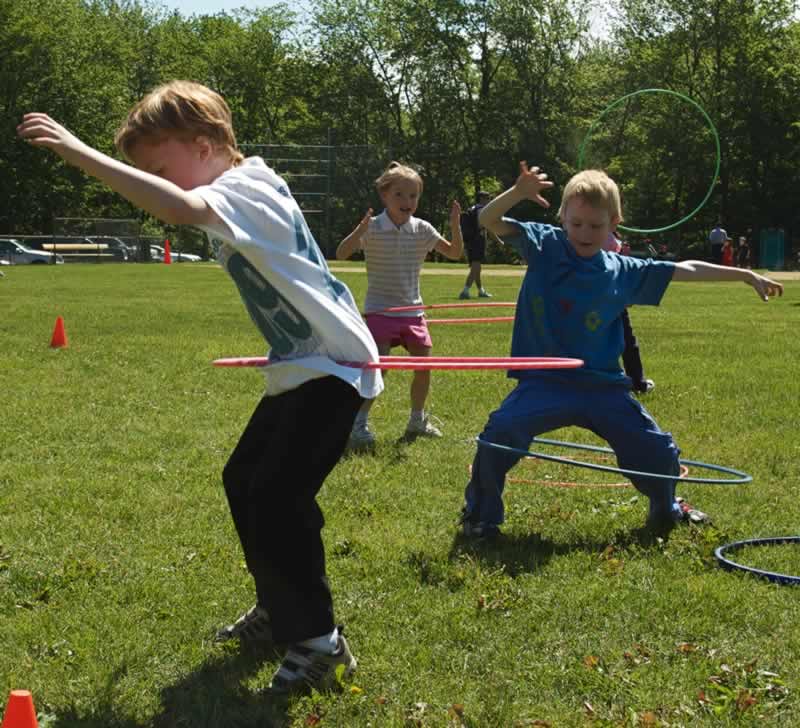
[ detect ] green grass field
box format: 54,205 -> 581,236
1,263 -> 799,727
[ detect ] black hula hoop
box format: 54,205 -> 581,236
715,537 -> 800,586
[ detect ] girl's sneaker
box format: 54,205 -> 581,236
478,288 -> 493,298
215,604 -> 273,643
268,629 -> 357,694
404,415 -> 443,439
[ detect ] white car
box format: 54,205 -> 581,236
173,250 -> 202,262
0,238 -> 63,264
150,245 -> 202,262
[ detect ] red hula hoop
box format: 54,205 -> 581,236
368,302 -> 517,315
469,459 -> 690,489
427,316 -> 515,324
507,463 -> 690,489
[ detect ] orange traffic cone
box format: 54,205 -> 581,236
1,690 -> 39,728
163,238 -> 172,265
50,316 -> 67,348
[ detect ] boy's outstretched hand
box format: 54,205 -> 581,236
747,271 -> 783,302
17,113 -> 87,165
514,161 -> 554,208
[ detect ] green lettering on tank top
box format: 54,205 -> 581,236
292,210 -> 348,299
227,251 -> 312,356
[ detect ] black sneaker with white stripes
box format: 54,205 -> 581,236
267,628 -> 357,694
215,604 -> 273,643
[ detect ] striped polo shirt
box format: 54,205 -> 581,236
361,210 -> 443,316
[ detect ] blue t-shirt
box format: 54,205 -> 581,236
504,220 -> 675,385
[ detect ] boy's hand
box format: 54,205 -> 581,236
747,271 -> 783,301
449,199 -> 462,230
514,161 -> 554,208
17,114 -> 88,165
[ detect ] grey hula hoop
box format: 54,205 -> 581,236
475,436 -> 752,485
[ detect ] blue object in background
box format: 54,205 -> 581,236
759,228 -> 785,270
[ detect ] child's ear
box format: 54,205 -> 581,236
195,136 -> 214,160
610,214 -> 621,230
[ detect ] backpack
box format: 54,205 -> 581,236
460,205 -> 481,243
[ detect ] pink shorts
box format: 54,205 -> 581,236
365,314 -> 432,350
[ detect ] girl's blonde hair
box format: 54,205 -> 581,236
558,169 -> 623,222
115,80 -> 244,165
375,161 -> 423,196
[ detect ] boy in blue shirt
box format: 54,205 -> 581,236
461,163 -> 783,537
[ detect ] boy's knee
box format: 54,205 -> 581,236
480,420 -> 530,454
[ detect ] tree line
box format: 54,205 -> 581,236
2,0 -> 798,259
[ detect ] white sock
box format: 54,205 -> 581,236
410,409 -> 425,423
354,411 -> 369,427
299,626 -> 339,654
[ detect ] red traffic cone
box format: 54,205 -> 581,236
163,239 -> 172,265
50,316 -> 68,348
1,690 -> 39,728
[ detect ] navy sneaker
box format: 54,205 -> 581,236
459,509 -> 501,540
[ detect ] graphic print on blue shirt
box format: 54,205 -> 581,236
506,221 -> 673,381
227,251 -> 313,356
292,210 -> 348,301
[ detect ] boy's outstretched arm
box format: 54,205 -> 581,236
479,161 -> 554,237
17,113 -> 217,226
434,200 -> 465,261
672,260 -> 783,301
336,209 -> 372,260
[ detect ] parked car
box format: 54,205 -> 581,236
86,236 -> 130,261
150,245 -> 202,262
40,236 -> 127,262
173,250 -> 202,262
0,238 -> 63,264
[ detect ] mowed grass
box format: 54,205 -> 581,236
1,262 -> 799,727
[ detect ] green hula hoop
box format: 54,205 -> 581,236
577,88 -> 721,235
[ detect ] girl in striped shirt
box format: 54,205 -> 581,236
337,162 -> 464,447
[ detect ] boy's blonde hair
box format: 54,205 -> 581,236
558,169 -> 623,222
375,161 -> 423,196
115,80 -> 244,165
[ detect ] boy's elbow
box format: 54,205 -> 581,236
163,198 -> 217,227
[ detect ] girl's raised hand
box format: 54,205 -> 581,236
514,160 -> 554,208
356,208 -> 373,236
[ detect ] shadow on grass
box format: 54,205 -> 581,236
50,643 -> 292,728
341,438 -> 412,467
448,523 -> 676,578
